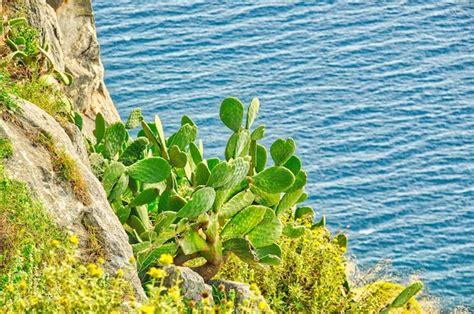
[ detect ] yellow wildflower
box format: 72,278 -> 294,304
148,267 -> 165,279
168,286 -> 180,302
97,257 -> 105,265
68,234 -> 79,245
50,239 -> 60,248
129,256 -> 136,264
116,268 -> 124,278
249,283 -> 258,291
19,280 -> 27,291
29,296 -> 39,306
158,253 -> 173,266
258,301 -> 267,310
87,264 -> 104,277
139,305 -> 156,314
6,284 -> 14,293
226,300 -> 234,308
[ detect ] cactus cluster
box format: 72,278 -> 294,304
89,98 -> 333,281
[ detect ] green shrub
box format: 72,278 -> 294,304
219,225 -> 349,312
219,217 -> 423,313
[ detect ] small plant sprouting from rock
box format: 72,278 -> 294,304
37,131 -> 91,206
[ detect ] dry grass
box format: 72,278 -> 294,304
36,131 -> 91,206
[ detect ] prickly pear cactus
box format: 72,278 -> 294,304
88,98 -> 318,281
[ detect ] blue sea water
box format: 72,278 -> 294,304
91,1 -> 474,309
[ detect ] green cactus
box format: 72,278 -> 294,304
206,160 -> 234,188
176,187 -> 216,219
94,112 -> 106,143
313,215 -> 326,228
247,208 -> 282,247
255,243 -> 282,265
169,145 -> 188,168
333,233 -> 348,251
294,206 -> 314,220
221,205 -> 267,240
220,97 -> 244,132
129,188 -> 160,207
127,157 -> 171,183
252,166 -> 295,193
283,224 -> 306,238
125,108 -> 143,129
88,96 -> 314,280
102,161 -> 126,196
104,122 -> 128,158
246,97 -> 260,129
118,137 -> 148,166
179,229 -> 209,255
219,190 -> 255,220
380,281 -> 424,314
276,188 -> 304,216
255,144 -> 267,173
270,138 -> 296,166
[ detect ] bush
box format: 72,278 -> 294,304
219,217 -> 423,313
219,225 -> 350,312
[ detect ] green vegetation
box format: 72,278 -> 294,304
89,98 -> 424,312
0,138 -> 263,312
0,9 -> 428,313
0,15 -> 78,126
219,218 -> 422,313
89,97 -> 315,283
36,130 -> 91,205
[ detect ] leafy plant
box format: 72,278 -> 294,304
89,97 -> 317,281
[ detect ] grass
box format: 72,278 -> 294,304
36,131 -> 91,206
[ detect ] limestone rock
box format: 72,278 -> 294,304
20,0 -> 120,133
164,265 -> 214,303
0,98 -> 145,300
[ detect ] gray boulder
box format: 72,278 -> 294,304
164,266 -> 214,304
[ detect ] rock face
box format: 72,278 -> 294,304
0,99 -> 145,300
164,266 -> 214,303
21,0 -> 120,133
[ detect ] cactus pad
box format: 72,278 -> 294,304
220,97 -> 244,131
207,161 -> 234,188
104,122 -> 128,158
125,108 -> 143,129
129,188 -> 160,208
127,157 -> 171,183
246,97 -> 260,129
252,166 -> 295,193
179,229 -> 209,255
169,145 -> 188,168
177,187 -> 216,219
220,189 -> 255,220
294,206 -> 314,220
221,205 -> 267,240
270,138 -> 296,166
118,137 -> 148,166
247,208 -> 282,248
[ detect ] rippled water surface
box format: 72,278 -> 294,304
92,1 -> 474,308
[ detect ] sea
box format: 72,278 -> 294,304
92,1 -> 474,309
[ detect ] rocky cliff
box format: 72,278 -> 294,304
1,0 -> 144,299
14,0 -> 120,133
